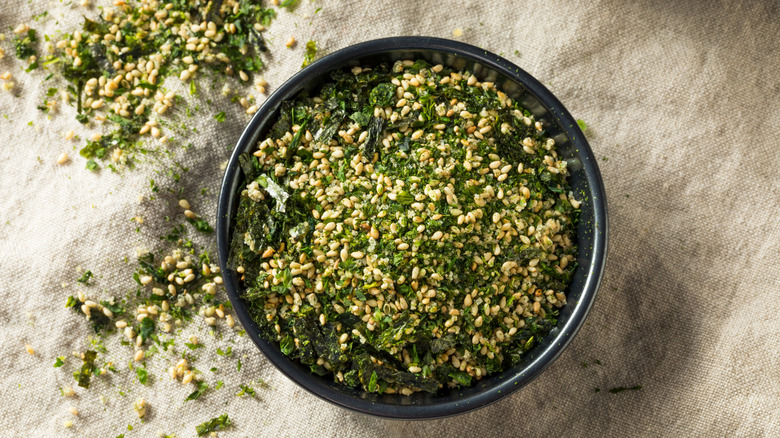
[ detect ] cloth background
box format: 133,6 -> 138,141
0,0 -> 778,436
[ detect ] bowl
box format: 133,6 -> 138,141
217,36 -> 608,419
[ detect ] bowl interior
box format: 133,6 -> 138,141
217,37 -> 607,419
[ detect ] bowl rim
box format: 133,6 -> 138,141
217,36 -> 608,420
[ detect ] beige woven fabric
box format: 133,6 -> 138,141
0,0 -> 778,436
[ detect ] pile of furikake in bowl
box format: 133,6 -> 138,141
227,58 -> 580,396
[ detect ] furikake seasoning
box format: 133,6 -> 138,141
229,60 -> 581,395
39,0 -> 276,170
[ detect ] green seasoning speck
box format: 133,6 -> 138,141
77,270 -> 94,285
236,384 -> 254,397
302,40 -> 317,68
229,60 -> 580,395
576,119 -> 588,133
135,366 -> 148,385
279,0 -> 300,9
75,350 -> 97,388
14,28 -> 38,60
195,414 -> 231,436
185,381 -> 209,401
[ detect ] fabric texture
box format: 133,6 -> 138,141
0,0 -> 778,436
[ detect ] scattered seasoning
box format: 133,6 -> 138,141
187,217 -> 214,233
136,366 -> 148,385
132,398 -> 147,418
576,119 -> 588,133
285,36 -> 296,48
24,0 -> 277,170
195,414 -> 231,436
185,381 -> 209,401
214,111 -> 227,123
229,60 -> 580,394
236,384 -> 255,397
13,27 -> 38,67
301,40 -> 318,68
54,357 -> 65,367
279,0 -> 301,9
62,217 -> 232,395
76,270 -> 94,285
609,385 -> 643,394
75,350 -> 98,388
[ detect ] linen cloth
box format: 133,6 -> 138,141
0,0 -> 778,436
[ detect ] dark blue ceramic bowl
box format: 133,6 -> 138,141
217,37 -> 608,419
